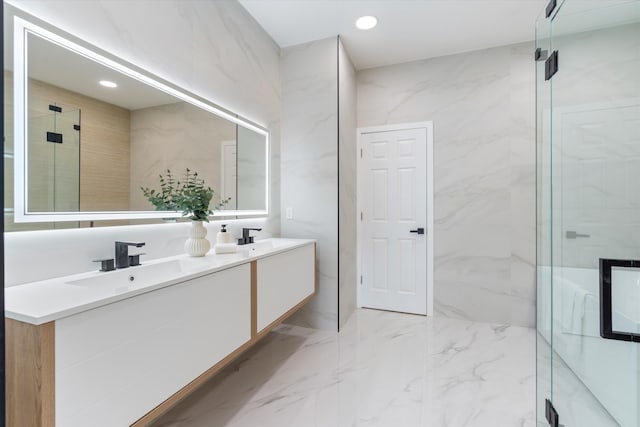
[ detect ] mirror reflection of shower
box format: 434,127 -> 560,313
27,103 -> 80,213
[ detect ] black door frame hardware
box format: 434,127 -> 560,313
545,51 -> 558,81
546,0 -> 557,18
535,48 -> 548,61
409,228 -> 425,235
545,399 -> 560,427
600,258 -> 640,342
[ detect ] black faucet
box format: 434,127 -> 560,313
115,241 -> 146,269
238,228 -> 262,245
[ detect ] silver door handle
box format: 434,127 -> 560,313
566,230 -> 590,239
410,228 -> 425,235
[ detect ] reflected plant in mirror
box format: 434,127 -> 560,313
141,169 -> 230,222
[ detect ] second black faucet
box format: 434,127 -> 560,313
238,228 -> 262,245
115,241 -> 146,269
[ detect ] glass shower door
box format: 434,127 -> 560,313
27,107 -> 80,214
538,1 -> 640,425
535,9 -> 553,426
53,109 -> 81,212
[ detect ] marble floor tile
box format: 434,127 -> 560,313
536,334 -> 617,427
152,309 -> 535,427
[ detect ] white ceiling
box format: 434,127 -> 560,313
239,0 -> 548,70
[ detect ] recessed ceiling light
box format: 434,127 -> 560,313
99,80 -> 118,88
355,15 -> 377,30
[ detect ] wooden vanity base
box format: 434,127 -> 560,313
6,319 -> 55,427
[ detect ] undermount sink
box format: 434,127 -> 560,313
66,259 -> 188,290
238,239 -> 274,256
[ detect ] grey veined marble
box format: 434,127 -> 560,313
153,309 -> 535,427
357,42 -> 536,327
280,37 -> 340,331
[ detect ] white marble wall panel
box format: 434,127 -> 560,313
4,0 -> 281,286
338,38 -> 357,329
549,23 -> 640,270
281,37 -> 338,330
357,42 -> 536,327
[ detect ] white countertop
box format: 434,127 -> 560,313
5,238 -> 315,325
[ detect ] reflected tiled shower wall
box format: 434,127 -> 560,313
358,42 -> 536,327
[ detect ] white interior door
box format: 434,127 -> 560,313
359,124 -> 432,315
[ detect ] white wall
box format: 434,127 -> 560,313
280,37 -> 357,331
338,38 -> 357,329
280,37 -> 338,330
358,42 -> 536,327
4,0 -> 281,286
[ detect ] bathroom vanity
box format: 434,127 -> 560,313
5,238 -> 316,427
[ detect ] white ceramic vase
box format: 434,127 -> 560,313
184,220 -> 210,257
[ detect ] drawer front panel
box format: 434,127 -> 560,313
55,264 -> 251,427
257,244 -> 315,332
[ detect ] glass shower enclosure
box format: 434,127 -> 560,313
536,1 -> 640,425
27,105 -> 80,213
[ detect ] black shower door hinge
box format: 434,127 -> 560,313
535,48 -> 548,61
48,104 -> 62,113
546,0 -> 557,18
545,51 -> 559,81
73,124 -> 80,131
545,399 -> 560,427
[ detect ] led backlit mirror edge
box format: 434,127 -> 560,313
13,16 -> 269,223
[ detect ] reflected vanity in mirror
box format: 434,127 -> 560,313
4,16 -> 269,231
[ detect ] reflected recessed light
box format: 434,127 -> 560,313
355,16 -> 377,30
99,80 -> 118,88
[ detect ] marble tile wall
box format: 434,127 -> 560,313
4,0 -> 281,286
338,38 -> 358,329
280,37 -> 339,331
357,42 -> 536,327
549,22 -> 640,270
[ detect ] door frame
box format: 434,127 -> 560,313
356,121 -> 434,316
220,140 -> 237,207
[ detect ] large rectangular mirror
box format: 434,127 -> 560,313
4,15 -> 269,230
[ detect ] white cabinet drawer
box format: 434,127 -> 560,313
55,264 -> 251,427
257,244 -> 315,332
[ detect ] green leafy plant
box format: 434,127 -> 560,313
141,169 -> 230,222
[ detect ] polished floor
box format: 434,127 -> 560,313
153,309 -> 536,427
536,334 -> 617,427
